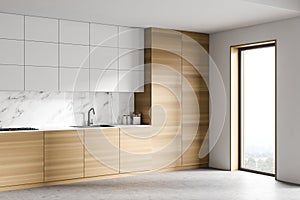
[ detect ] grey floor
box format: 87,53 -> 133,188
1,169 -> 300,200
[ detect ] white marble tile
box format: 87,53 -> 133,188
112,92 -> 135,124
0,91 -> 134,128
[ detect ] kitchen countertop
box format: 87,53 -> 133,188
0,124 -> 151,134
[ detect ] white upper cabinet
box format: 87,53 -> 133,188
0,13 -> 24,40
25,16 -> 58,42
60,44 -> 89,68
60,68 -> 89,92
25,66 -> 58,91
25,41 -> 58,67
119,49 -> 144,70
90,69 -> 118,92
0,39 -> 24,65
90,23 -> 118,47
119,27 -> 144,49
60,20 -> 89,45
90,46 -> 118,70
119,70 -> 144,92
0,13 -> 145,92
0,65 -> 24,91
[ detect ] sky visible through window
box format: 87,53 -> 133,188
241,45 -> 275,174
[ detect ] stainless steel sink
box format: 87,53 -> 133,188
70,125 -> 114,128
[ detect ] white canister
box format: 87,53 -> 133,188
127,115 -> 132,125
132,116 -> 141,125
122,115 -> 127,125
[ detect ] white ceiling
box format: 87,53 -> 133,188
0,0 -> 299,33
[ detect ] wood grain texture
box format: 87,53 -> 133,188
230,47 -> 239,171
181,31 -> 209,166
150,28 -> 182,169
134,35 -> 152,125
44,130 -> 84,182
181,31 -> 209,83
0,164 -> 202,192
151,28 -> 182,55
84,128 -> 119,177
120,128 -> 152,173
135,28 -> 209,169
0,132 -> 44,187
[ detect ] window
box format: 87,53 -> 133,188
239,44 -> 276,175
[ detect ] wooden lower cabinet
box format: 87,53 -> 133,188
0,126 -> 205,191
44,130 -> 84,182
120,128 -> 152,173
151,126 -> 182,169
84,128 -> 119,177
0,132 -> 44,187
120,126 -> 181,173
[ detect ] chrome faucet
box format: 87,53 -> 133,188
87,107 -> 95,126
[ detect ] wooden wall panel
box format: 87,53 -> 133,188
151,28 -> 182,55
134,28 -> 152,125
150,28 -> 182,169
0,132 -> 44,187
181,31 -> 209,167
134,27 -> 209,169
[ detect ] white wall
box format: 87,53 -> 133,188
209,16 -> 300,184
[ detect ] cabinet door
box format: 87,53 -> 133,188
151,29 -> 182,169
0,39 -> 24,65
151,82 -> 182,169
44,130 -> 84,182
85,128 -> 119,177
90,46 -> 118,70
60,44 -> 89,68
60,20 -> 89,45
60,68 -> 89,92
90,23 -> 118,47
25,16 -> 58,42
181,31 -> 209,166
119,49 -> 144,70
181,33 -> 209,83
0,132 -> 43,187
90,69 -> 118,92
25,66 -> 58,91
182,62 -> 209,166
25,41 -> 58,67
0,65 -> 24,91
119,49 -> 144,92
0,13 -> 24,40
119,27 -> 144,49
120,128 -> 152,173
119,70 -> 144,92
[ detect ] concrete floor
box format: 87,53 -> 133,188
0,169 -> 299,200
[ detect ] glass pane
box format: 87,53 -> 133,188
240,46 -> 275,174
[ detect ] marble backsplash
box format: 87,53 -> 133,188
0,91 -> 134,128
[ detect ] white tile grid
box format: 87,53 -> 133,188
0,13 -> 144,93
